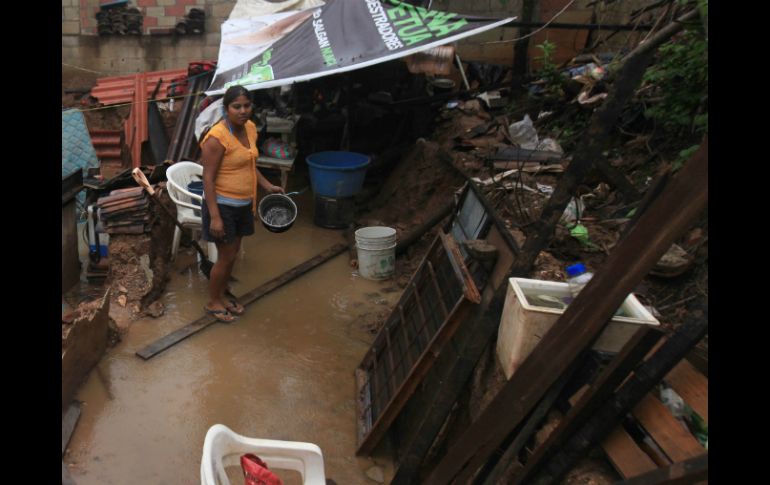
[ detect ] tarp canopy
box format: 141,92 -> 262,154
206,0 -> 515,95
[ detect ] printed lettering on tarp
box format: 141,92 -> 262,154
208,0 -> 514,95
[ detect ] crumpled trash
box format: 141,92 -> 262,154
476,90 -> 507,109
536,183 -> 554,195
569,223 -> 597,248
660,385 -> 687,420
651,243 -> 694,278
568,63 -> 606,80
537,137 -> 564,155
508,114 -> 539,149
560,197 -> 585,226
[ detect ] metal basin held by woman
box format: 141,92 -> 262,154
258,194 -> 297,233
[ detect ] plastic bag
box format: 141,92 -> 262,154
560,197 -> 585,226
508,114 -> 539,150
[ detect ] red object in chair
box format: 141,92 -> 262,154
241,454 -> 284,485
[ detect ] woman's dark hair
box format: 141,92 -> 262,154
223,85 -> 251,107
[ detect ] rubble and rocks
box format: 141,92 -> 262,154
105,187 -> 176,315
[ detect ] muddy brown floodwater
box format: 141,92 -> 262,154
66,192 -> 400,484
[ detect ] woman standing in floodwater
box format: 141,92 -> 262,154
200,85 -> 284,322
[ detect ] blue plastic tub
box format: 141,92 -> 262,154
188,181 -> 204,206
306,151 -> 370,198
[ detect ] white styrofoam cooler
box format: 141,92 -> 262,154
496,277 -> 659,379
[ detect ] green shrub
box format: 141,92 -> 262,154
642,27 -> 708,135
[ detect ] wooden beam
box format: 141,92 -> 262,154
135,243 -> 348,359
511,327 -> 663,484
532,311 -> 709,484
480,366 -> 578,485
614,453 -> 708,485
425,139 -> 707,484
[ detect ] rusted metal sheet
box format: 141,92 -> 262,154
89,129 -> 124,177
90,68 -> 188,105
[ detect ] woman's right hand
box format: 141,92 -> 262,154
209,216 -> 226,240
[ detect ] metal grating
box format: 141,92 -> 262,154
356,231 -> 481,455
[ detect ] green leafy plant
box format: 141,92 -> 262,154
642,28 -> 708,135
534,40 -> 565,98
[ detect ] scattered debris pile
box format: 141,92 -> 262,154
99,184 -> 176,315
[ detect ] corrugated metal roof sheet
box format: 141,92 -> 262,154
90,68 -> 188,105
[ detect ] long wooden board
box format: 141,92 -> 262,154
136,243 -> 348,360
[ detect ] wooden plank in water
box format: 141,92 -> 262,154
62,401 -> 82,456
136,243 -> 348,360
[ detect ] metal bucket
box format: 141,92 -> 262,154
258,194 -> 297,233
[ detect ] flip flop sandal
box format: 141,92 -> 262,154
204,306 -> 236,323
226,299 -> 245,316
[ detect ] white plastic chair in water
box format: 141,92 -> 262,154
165,161 -> 217,262
200,424 -> 326,485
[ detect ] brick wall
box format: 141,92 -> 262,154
62,0 -> 235,74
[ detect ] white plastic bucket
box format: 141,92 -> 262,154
355,226 -> 397,280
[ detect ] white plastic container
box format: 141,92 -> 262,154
496,277 -> 660,379
355,226 -> 397,280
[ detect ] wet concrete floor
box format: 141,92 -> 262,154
65,192 -> 401,484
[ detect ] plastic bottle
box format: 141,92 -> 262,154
565,263 -> 594,300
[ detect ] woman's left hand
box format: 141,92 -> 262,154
268,184 -> 285,194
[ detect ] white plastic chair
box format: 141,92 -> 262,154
200,424 -> 326,485
165,161 -> 217,262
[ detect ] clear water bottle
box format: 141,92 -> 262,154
566,263 -> 594,300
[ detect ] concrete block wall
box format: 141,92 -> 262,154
62,0 -> 235,74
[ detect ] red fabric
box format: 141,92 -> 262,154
240,453 -> 284,485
